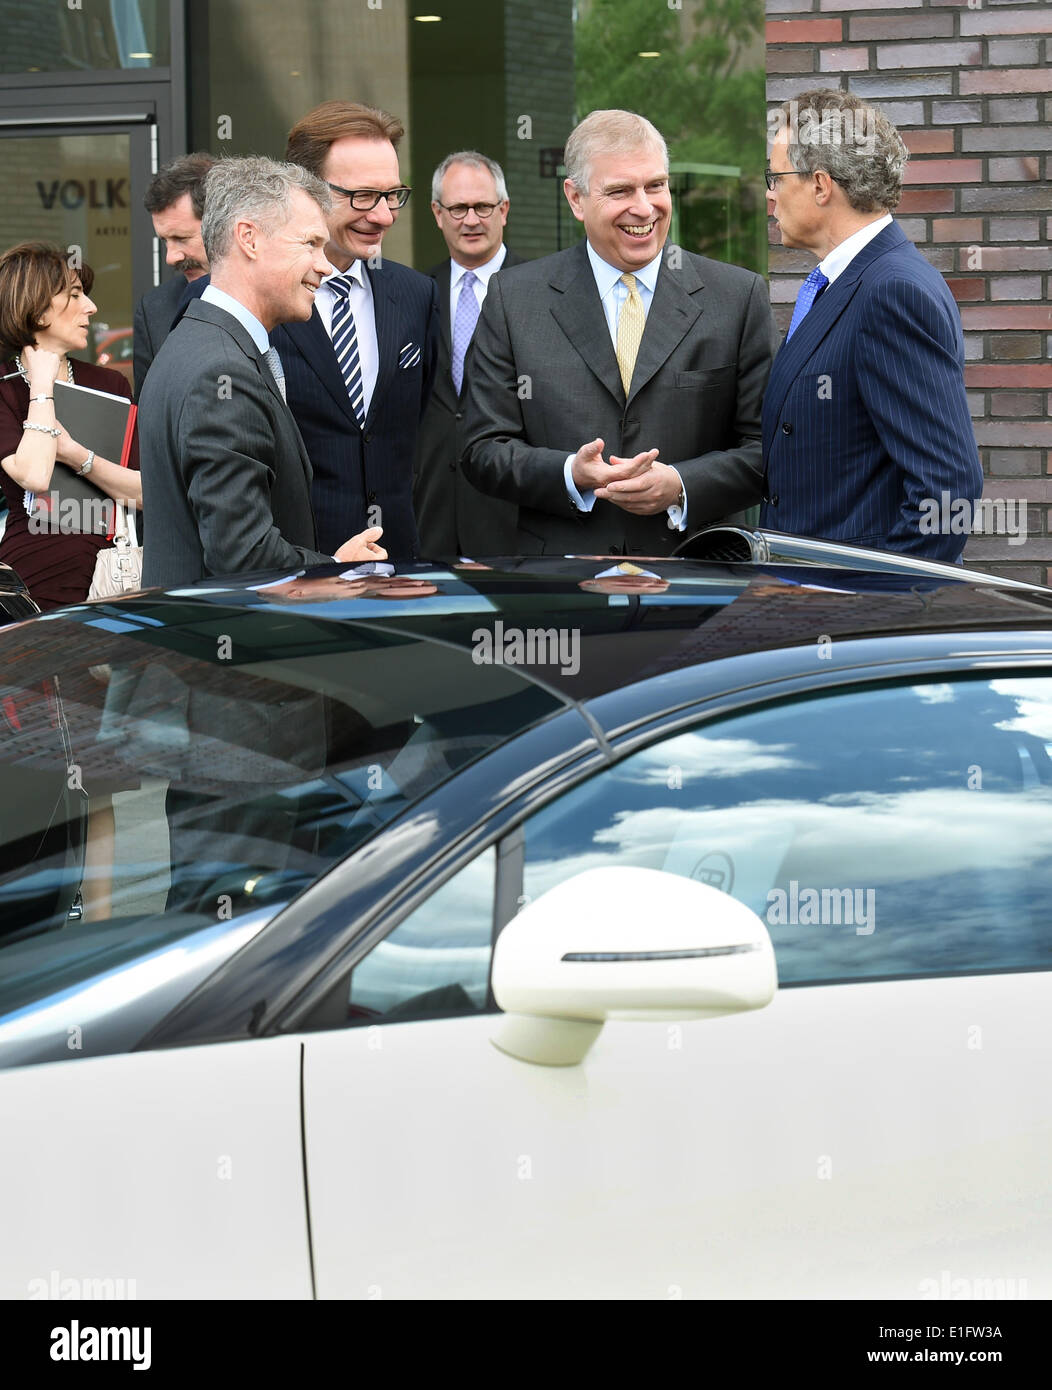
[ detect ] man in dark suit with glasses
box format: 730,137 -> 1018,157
274,101 -> 440,560
414,151 -> 525,558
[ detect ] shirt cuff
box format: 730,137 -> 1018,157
564,454 -> 595,512
666,469 -> 687,531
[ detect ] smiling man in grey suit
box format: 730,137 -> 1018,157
463,109 -> 778,557
139,157 -> 386,589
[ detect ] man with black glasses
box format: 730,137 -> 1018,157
414,151 -> 525,558
276,101 -> 440,559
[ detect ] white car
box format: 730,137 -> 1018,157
1,539 -> 1050,1299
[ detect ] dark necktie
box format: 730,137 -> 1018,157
329,273 -> 365,425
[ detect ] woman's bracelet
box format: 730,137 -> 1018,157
22,420 -> 61,438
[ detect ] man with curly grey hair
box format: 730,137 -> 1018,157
761,89 -> 981,562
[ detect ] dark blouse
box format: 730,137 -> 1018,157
0,359 -> 139,613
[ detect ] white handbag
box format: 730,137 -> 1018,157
87,501 -> 143,600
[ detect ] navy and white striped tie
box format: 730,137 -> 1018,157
329,272 -> 366,426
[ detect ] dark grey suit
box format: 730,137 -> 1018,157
133,274 -> 191,398
139,298 -> 331,589
413,250 -> 524,557
462,241 -> 778,556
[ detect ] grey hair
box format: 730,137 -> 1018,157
777,89 -> 908,213
201,156 -> 333,265
431,150 -> 508,205
564,109 -> 668,194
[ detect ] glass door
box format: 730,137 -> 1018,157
0,120 -> 155,383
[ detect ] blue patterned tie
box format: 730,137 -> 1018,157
786,266 -> 830,341
451,270 -> 480,395
329,272 -> 365,425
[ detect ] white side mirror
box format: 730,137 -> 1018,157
491,866 -> 776,1065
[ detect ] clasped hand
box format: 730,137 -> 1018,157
571,437 -> 681,515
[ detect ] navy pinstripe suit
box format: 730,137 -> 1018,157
760,222 -> 982,562
271,258 -> 440,560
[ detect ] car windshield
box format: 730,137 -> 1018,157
0,597 -> 564,1019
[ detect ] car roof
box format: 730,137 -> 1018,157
59,539 -> 1049,708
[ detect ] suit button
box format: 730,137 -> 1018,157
448,462 -> 456,471
455,411 -> 463,421
363,433 -> 372,444
781,422 -> 792,435
368,491 -> 377,502
770,494 -> 779,506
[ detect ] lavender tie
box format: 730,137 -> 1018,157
451,270 -> 480,395
786,266 -> 830,341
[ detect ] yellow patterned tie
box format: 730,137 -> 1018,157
615,272 -> 645,396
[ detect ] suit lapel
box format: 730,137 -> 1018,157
185,300 -> 314,486
366,259 -> 399,427
765,222 -> 908,427
282,308 -> 360,431
628,247 -> 704,404
549,242 -> 623,406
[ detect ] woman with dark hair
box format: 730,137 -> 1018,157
0,240 -> 142,612
0,242 -> 143,922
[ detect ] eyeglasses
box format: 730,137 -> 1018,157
764,168 -> 813,192
435,201 -> 503,221
326,183 -> 412,211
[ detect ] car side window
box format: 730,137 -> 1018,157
521,677 -> 1052,985
345,847 -> 497,1025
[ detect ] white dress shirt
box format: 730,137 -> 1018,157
315,260 -> 380,419
449,242 -> 507,322
201,283 -> 270,353
564,242 -> 687,530
819,212 -> 893,285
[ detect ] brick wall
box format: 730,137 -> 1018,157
766,3 -> 1052,584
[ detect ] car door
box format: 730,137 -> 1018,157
299,671 -> 1052,1299
0,1035 -> 311,1299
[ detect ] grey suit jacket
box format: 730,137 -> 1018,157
133,275 -> 190,398
413,249 -> 525,558
139,299 -> 331,589
462,241 -> 778,556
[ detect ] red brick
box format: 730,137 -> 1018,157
768,50 -> 816,73
960,11 -> 1052,35
960,69 -> 1052,95
963,306 -> 1052,329
878,41 -> 982,68
819,48 -> 870,71
989,157 -> 1041,181
989,215 -> 1041,239
903,130 -> 955,155
903,159 -> 982,184
966,366 -> 1052,387
946,278 -> 986,301
932,217 -> 983,242
897,188 -> 955,213
849,14 -> 953,39
766,19 -> 843,42
974,422 -> 1052,446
